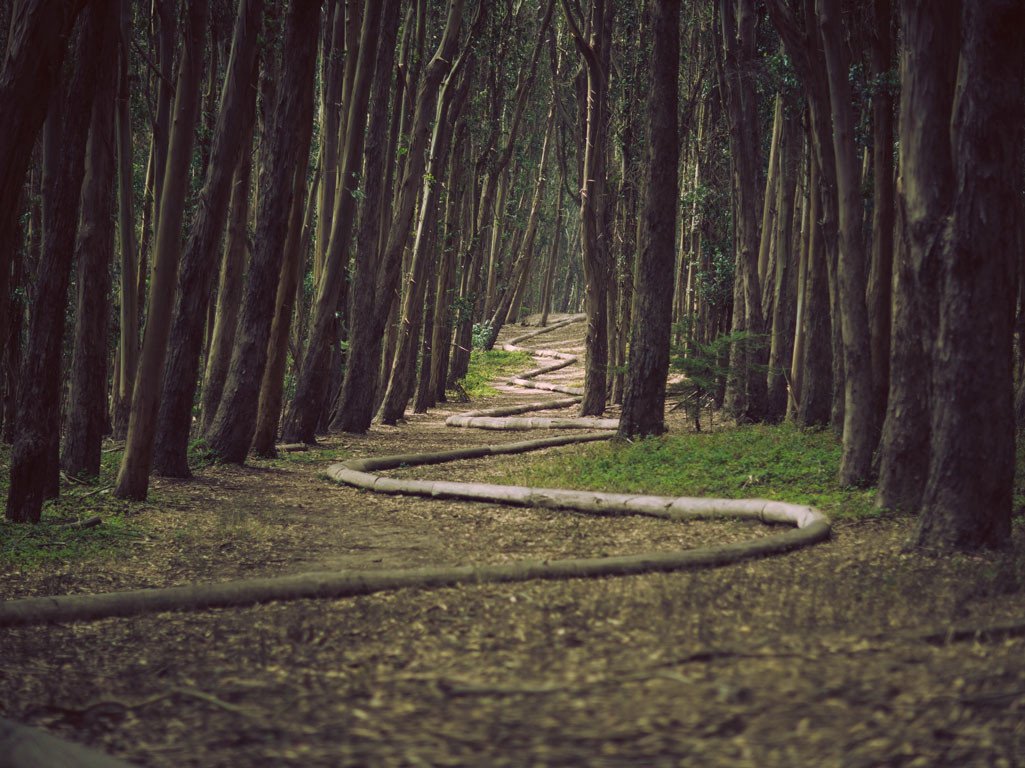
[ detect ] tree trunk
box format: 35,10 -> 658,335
114,0 -> 209,499
914,0 -> 1023,550
328,0 -> 401,434
0,0 -> 85,376
876,0 -> 958,512
252,74 -> 317,457
62,23 -> 118,480
6,2 -> 103,523
865,0 -> 895,423
112,0 -> 139,441
200,133 -> 254,434
150,0 -> 263,477
280,0 -> 387,443
816,0 -> 878,486
765,106 -> 801,423
205,0 -> 320,463
720,0 -> 767,424
562,0 -> 614,417
618,0 -> 679,438
794,149 -> 833,427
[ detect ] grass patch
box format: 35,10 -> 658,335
455,349 -> 535,398
497,422 -> 881,521
261,445 -> 351,467
0,444 -> 152,569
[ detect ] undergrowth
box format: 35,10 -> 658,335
499,423 -> 881,521
455,349 -> 534,398
0,444 -> 150,569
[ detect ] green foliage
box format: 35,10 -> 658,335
669,327 -> 766,431
498,422 -> 880,521
455,349 -> 533,398
471,321 -> 494,350
0,445 -> 150,569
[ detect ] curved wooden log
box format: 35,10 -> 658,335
0,314 -> 832,628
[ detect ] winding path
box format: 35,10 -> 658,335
0,316 -> 830,627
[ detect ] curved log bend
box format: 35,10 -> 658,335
0,316 -> 830,628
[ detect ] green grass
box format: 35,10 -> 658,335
498,423 -> 881,521
0,444 -> 152,569
455,349 -> 535,398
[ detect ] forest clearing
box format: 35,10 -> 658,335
2,0 -> 1025,764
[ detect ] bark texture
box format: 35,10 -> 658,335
151,0 -> 263,477
205,0 -> 320,463
115,0 -> 209,499
6,4 -> 102,523
914,0 -> 1023,550
618,0 -> 680,438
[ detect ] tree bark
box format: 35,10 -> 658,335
328,0 -> 402,434
876,0 -> 958,512
6,2 -> 102,522
816,0 -> 878,486
865,0 -> 895,423
0,0 -> 85,376
280,0 -> 387,442
205,0 -> 321,463
62,20 -> 118,480
252,70 -> 317,457
114,0 -> 209,499
112,0 -> 139,441
720,0 -> 767,423
200,133 -> 254,434
562,0 -> 614,417
618,0 -> 679,438
150,0 -> 263,477
914,0 -> 1023,550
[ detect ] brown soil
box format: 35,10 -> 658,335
3,317 -> 1025,767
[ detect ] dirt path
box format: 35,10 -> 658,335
3,316 -> 1025,766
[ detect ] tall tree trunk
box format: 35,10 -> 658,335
6,1 -> 103,523
0,0 -> 85,375
62,21 -> 118,479
205,0 -> 321,463
280,0 -> 387,443
915,0 -> 1023,550
200,133 -> 254,433
765,106 -> 801,423
618,0 -> 679,438
865,0 -> 895,422
252,70 -> 316,457
377,33 -> 471,424
876,0 -> 958,512
720,0 -> 767,423
816,0 -> 878,486
114,0 -> 209,500
112,0 -> 139,441
328,0 -> 401,434
562,0 -> 613,416
795,149 -> 833,427
151,0 -> 263,478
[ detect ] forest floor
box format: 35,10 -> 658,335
4,317 -> 1025,767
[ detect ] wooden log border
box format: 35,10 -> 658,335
0,315 -> 831,628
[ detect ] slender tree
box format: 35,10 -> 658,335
62,10 -> 119,479
152,0 -> 264,477
205,0 -> 321,463
115,0 -> 209,499
618,0 -> 680,438
6,1 -> 104,522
